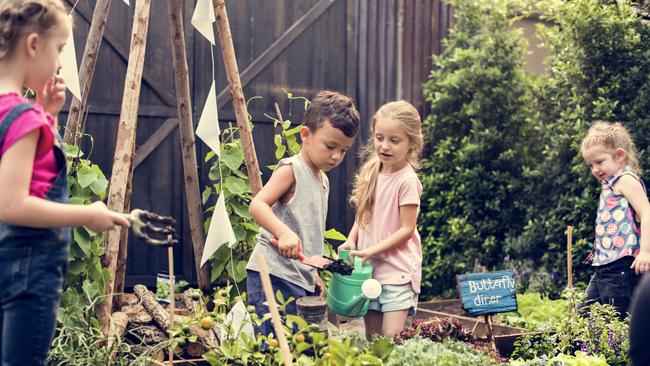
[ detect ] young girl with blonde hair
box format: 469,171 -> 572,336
339,100 -> 423,338
580,121 -> 650,318
0,1 -> 129,363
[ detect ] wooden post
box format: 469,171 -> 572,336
167,246 -> 175,365
166,0 -> 211,291
256,254 -> 293,366
97,0 -> 152,333
63,0 -> 113,147
567,225 -> 573,319
484,315 -> 496,352
213,0 -> 263,195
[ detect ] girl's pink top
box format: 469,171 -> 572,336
357,164 -> 423,294
0,93 -> 58,198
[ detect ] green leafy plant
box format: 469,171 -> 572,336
61,144 -> 111,309
386,337 -> 499,366
500,292 -> 568,330
512,302 -> 629,365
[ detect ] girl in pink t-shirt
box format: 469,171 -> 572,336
0,1 -> 129,363
339,100 -> 424,339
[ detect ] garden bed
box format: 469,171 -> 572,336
416,300 -> 527,357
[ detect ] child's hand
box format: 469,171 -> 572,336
337,240 -> 355,252
270,232 -> 302,259
36,76 -> 67,117
632,251 -> 650,275
84,201 -> 131,233
349,248 -> 374,264
315,275 -> 325,296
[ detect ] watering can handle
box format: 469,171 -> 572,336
353,256 -> 363,272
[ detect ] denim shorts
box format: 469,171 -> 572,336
367,283 -> 418,315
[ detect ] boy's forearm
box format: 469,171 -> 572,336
249,199 -> 293,239
0,196 -> 89,228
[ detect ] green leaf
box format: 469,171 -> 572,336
76,165 -> 96,188
275,144 -> 286,159
73,228 -> 92,257
324,228 -> 347,241
209,245 -> 231,282
224,176 -> 249,195
221,145 -> 244,171
202,186 -> 212,205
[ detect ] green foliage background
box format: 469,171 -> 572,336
419,0 -> 650,298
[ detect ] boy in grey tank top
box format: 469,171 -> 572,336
246,91 -> 360,337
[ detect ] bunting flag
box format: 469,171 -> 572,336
59,19 -> 81,100
195,80 -> 221,155
201,192 -> 237,266
191,0 -> 216,45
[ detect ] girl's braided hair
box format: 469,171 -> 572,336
581,121 -> 641,174
0,0 -> 67,61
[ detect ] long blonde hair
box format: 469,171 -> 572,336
350,101 -> 423,228
580,121 -> 641,174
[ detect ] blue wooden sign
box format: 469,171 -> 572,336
457,270 -> 517,316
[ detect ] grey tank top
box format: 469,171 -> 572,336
246,155 -> 329,292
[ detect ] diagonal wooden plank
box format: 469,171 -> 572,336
134,118 -> 178,169
216,0 -> 337,108
71,0 -> 177,107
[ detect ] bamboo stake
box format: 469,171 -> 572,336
97,0 -> 152,334
255,254 -> 293,366
167,245 -> 175,365
567,225 -> 573,319
166,0 -> 211,291
213,0 -> 263,195
64,0 -> 113,146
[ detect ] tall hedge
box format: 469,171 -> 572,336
419,0 -> 650,298
504,0 -> 650,288
419,0 -> 537,297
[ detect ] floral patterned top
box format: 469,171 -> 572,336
592,167 -> 646,266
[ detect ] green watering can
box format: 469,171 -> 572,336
327,250 -> 382,317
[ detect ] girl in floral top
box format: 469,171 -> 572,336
580,121 -> 650,318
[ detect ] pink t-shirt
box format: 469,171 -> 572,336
0,93 -> 58,198
357,164 -> 423,294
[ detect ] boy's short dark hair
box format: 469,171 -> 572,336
303,90 -> 360,138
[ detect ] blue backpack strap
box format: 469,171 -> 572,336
0,103 -> 37,144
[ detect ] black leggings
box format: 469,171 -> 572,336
630,273 -> 650,366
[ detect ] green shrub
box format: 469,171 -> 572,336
504,0 -> 650,292
419,0 -> 538,297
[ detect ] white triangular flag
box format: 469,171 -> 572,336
226,300 -> 254,340
195,81 -> 220,155
60,20 -> 81,100
201,192 -> 237,266
122,0 -> 130,6
191,0 -> 215,45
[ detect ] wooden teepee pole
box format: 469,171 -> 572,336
97,0 -> 152,333
166,0 -> 211,291
64,0 -> 113,146
213,0 -> 263,195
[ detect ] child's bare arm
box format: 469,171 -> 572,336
249,164 -> 301,258
616,175 -> 650,274
350,204 -> 418,262
0,130 -> 129,231
338,222 -> 359,251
